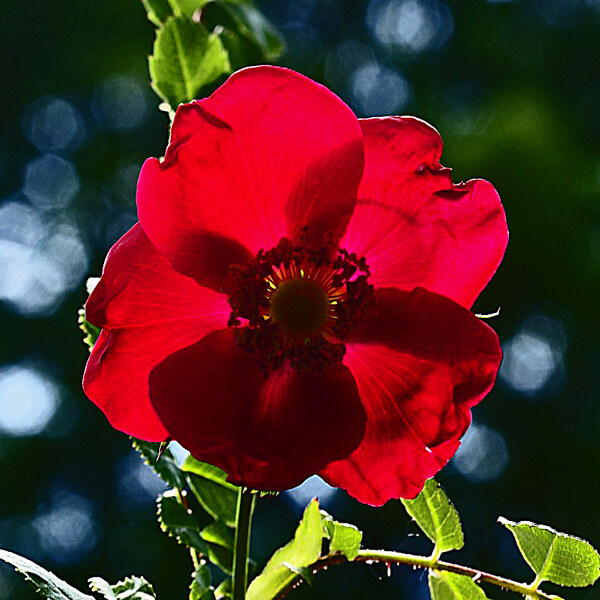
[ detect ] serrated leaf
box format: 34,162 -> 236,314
132,439 -> 187,489
157,490 -> 209,554
499,517 -> 600,588
200,520 -> 234,574
149,16 -> 230,109
0,549 -> 95,600
247,499 -> 323,600
428,571 -> 490,600
142,0 -> 172,25
189,564 -> 215,600
183,456 -> 239,527
401,479 -> 464,558
89,576 -> 156,600
320,511 -> 362,561
78,308 -> 100,351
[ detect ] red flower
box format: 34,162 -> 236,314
83,66 -> 507,506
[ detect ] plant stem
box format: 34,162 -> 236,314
275,549 -> 557,600
232,488 -> 256,600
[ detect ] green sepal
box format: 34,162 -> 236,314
320,510 -> 362,561
0,548 -> 95,600
88,576 -> 156,600
131,438 -> 187,490
157,490 -> 210,554
401,479 -> 464,559
182,456 -> 239,527
246,499 -> 323,600
200,520 -> 234,574
428,571 -> 490,600
149,16 -> 231,110
499,517 -> 600,588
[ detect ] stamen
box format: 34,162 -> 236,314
222,237 -> 374,374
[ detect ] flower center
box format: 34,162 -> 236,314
269,278 -> 330,338
222,237 -> 373,373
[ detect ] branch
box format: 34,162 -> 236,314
275,549 -> 557,600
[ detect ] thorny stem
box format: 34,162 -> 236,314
232,488 -> 256,600
275,549 -> 557,600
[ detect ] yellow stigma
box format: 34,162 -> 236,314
269,278 -> 330,338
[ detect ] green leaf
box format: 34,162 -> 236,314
189,564 -> 215,600
247,499 -> 323,600
200,520 -> 234,574
141,0 -> 172,25
157,490 -> 209,554
401,479 -> 464,558
89,576 -> 156,600
0,549 -> 95,600
183,456 -> 239,527
428,571 -> 490,600
142,0 -> 210,25
218,2 -> 284,60
214,578 -> 231,599
499,517 -> 600,587
78,308 -> 100,351
320,511 -> 362,561
149,16 -> 231,109
132,438 -> 187,490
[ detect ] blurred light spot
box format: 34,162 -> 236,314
0,205 -> 89,316
441,82 -> 493,136
286,475 -> 337,510
23,154 -> 80,210
22,96 -> 86,153
535,0 -> 584,26
92,75 -> 150,131
452,423 -> 509,482
117,452 -> 168,506
325,40 -> 377,92
0,365 -> 59,437
0,568 -> 16,598
367,0 -> 453,54
499,315 -> 567,397
34,492 -> 98,565
351,62 -> 411,116
112,162 -> 141,203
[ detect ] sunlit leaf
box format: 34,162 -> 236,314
428,571 -> 489,600
201,520 -> 234,574
89,575 -> 156,600
320,511 -> 362,560
0,549 -> 95,600
499,517 -> 600,587
149,16 -> 230,109
131,439 -> 187,490
157,490 -> 209,554
213,578 -> 231,599
247,499 -> 323,600
78,308 -> 100,351
183,456 -> 239,527
401,479 -> 464,558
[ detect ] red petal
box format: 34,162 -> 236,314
137,65 -> 364,285
82,232 -> 230,440
341,117 -> 508,309
148,329 -> 366,490
319,287 -> 501,505
86,223 -> 230,329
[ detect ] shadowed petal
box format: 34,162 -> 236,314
319,287 -> 501,505
138,66 -> 364,287
341,117 -> 507,309
148,329 -> 366,490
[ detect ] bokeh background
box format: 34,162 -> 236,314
1,0 -> 599,598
